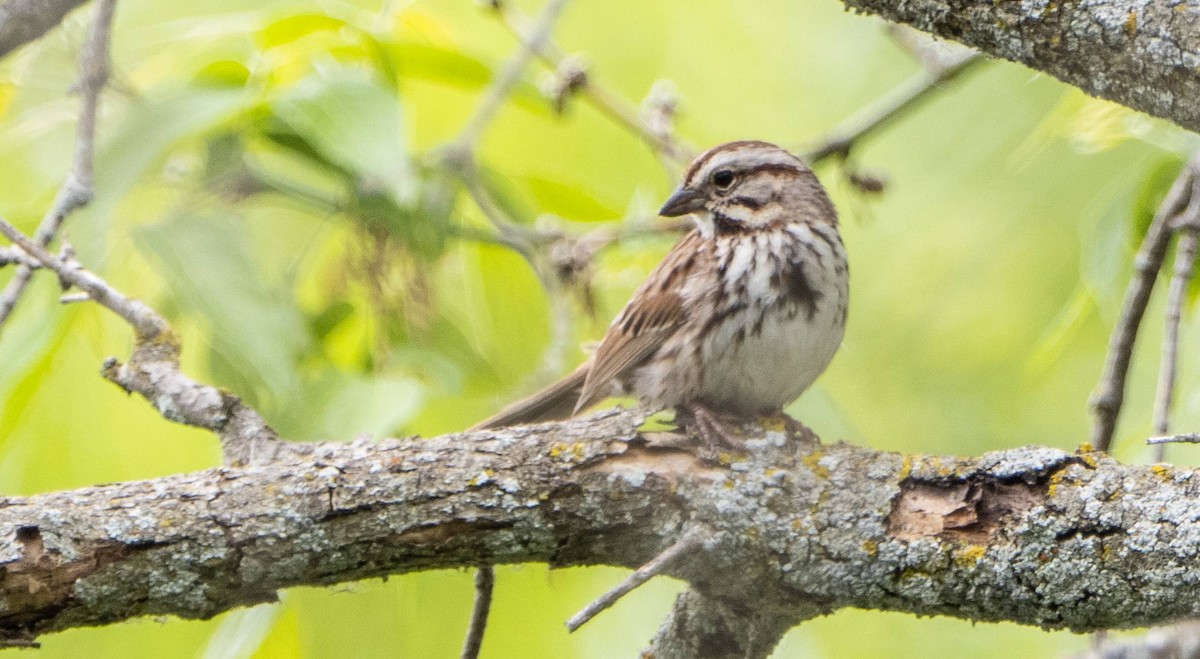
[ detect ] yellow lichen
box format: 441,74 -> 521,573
1124,11 -> 1137,36
897,455 -> 913,481
862,539 -> 878,556
955,545 -> 986,567
757,413 -> 789,432
802,451 -> 829,479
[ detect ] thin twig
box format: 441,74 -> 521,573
0,215 -> 286,466
453,0 -> 571,151
493,2 -> 691,163
566,525 -> 714,632
0,246 -> 38,269
1148,433 -> 1200,445
1091,155 -> 1200,451
448,3 -> 576,652
461,566 -> 494,659
802,50 -> 983,164
0,0 -> 115,334
0,216 -> 165,339
1150,180 -> 1200,461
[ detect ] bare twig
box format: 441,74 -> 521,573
802,49 -> 983,163
0,246 -> 38,268
0,217 -> 164,338
1091,156 -> 1200,452
1150,176 -> 1200,461
493,2 -> 691,163
0,216 -> 287,466
453,0 -> 571,151
1147,433 -> 1200,445
446,1 -> 576,651
566,525 -> 714,632
0,0 -> 115,334
1075,620 -> 1200,659
461,566 -> 494,659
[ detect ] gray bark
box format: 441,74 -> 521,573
0,0 -> 90,58
840,0 -> 1200,133
4,409 -> 1200,655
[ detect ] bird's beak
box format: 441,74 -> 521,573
658,187 -> 706,217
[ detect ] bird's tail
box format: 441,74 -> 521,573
471,362 -> 590,430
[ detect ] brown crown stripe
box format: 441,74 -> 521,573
683,140 -> 792,185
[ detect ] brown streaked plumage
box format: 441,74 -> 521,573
473,140 -> 847,435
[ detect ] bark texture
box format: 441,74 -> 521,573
840,0 -> 1200,132
3,409 -> 1200,655
0,0 -> 90,58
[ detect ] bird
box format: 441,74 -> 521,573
462,140 -> 848,659
473,140 -> 848,442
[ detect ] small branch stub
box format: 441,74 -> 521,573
566,524 -> 714,632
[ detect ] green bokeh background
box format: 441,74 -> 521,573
1,0 -> 1197,656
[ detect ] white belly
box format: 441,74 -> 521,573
629,228 -> 848,414
695,294 -> 844,412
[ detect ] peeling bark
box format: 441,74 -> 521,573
3,410 -> 1200,655
840,0 -> 1200,133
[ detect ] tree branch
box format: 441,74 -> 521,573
5,411 -> 1200,654
0,216 -> 287,467
0,0 -> 90,59
839,0 -> 1200,133
1090,156 -> 1200,451
1150,178 -> 1200,461
0,0 -> 114,334
801,46 -> 982,163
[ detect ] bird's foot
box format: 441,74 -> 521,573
677,404 -> 745,464
760,411 -> 819,444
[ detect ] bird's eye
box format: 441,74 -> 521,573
712,169 -> 735,190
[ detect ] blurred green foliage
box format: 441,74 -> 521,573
0,0 -> 1197,656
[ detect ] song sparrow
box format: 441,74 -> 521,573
474,140 -> 848,443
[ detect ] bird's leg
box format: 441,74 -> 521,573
679,403 -> 744,460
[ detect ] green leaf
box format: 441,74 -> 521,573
258,14 -> 349,50
1131,155 -> 1185,240
137,212 -> 310,407
259,14 -> 399,90
273,372 -> 423,440
83,86 -> 254,262
386,42 -> 546,111
193,60 -> 251,88
520,174 -> 622,222
271,68 -> 415,206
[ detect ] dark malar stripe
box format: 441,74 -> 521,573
784,262 -> 822,321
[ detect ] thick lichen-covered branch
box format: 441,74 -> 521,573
839,0 -> 1200,133
4,410 -> 1200,655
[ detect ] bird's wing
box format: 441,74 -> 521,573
574,288 -> 685,413
574,232 -> 705,412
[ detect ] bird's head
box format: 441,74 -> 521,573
660,140 -> 836,236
